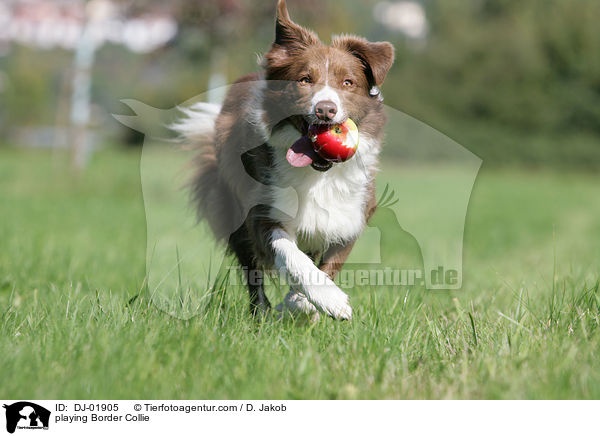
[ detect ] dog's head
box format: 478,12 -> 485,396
262,0 -> 394,170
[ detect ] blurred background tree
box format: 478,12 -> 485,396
0,0 -> 598,168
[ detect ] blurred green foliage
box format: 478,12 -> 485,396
0,0 -> 598,167
0,47 -> 71,129
391,0 -> 600,167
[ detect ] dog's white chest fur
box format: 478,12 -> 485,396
268,125 -> 378,252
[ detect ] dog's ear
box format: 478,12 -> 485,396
273,0 -> 319,50
263,0 -> 320,77
333,35 -> 395,87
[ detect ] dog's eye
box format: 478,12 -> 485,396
298,77 -> 312,85
343,79 -> 353,87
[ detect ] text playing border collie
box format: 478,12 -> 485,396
176,0 -> 394,320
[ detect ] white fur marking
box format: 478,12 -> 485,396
171,102 -> 221,142
270,132 -> 378,251
275,289 -> 320,321
311,86 -> 346,124
271,229 -> 352,319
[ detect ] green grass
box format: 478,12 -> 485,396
1,147 -> 600,399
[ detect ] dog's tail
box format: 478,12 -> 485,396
172,102 -> 238,242
171,102 -> 221,144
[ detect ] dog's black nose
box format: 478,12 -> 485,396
315,100 -> 337,121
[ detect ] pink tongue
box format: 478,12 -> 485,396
286,136 -> 319,167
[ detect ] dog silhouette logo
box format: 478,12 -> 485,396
3,402 -> 50,434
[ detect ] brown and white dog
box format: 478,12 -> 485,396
176,0 -> 394,320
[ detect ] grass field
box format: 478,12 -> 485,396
1,147 -> 600,399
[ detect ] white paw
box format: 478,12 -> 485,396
305,283 -> 352,320
285,289 -> 319,313
275,290 -> 320,322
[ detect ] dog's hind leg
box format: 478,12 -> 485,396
246,267 -> 270,317
229,225 -> 271,316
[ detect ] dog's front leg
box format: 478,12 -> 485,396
270,229 -> 352,320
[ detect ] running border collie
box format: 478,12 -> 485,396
175,0 -> 394,320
